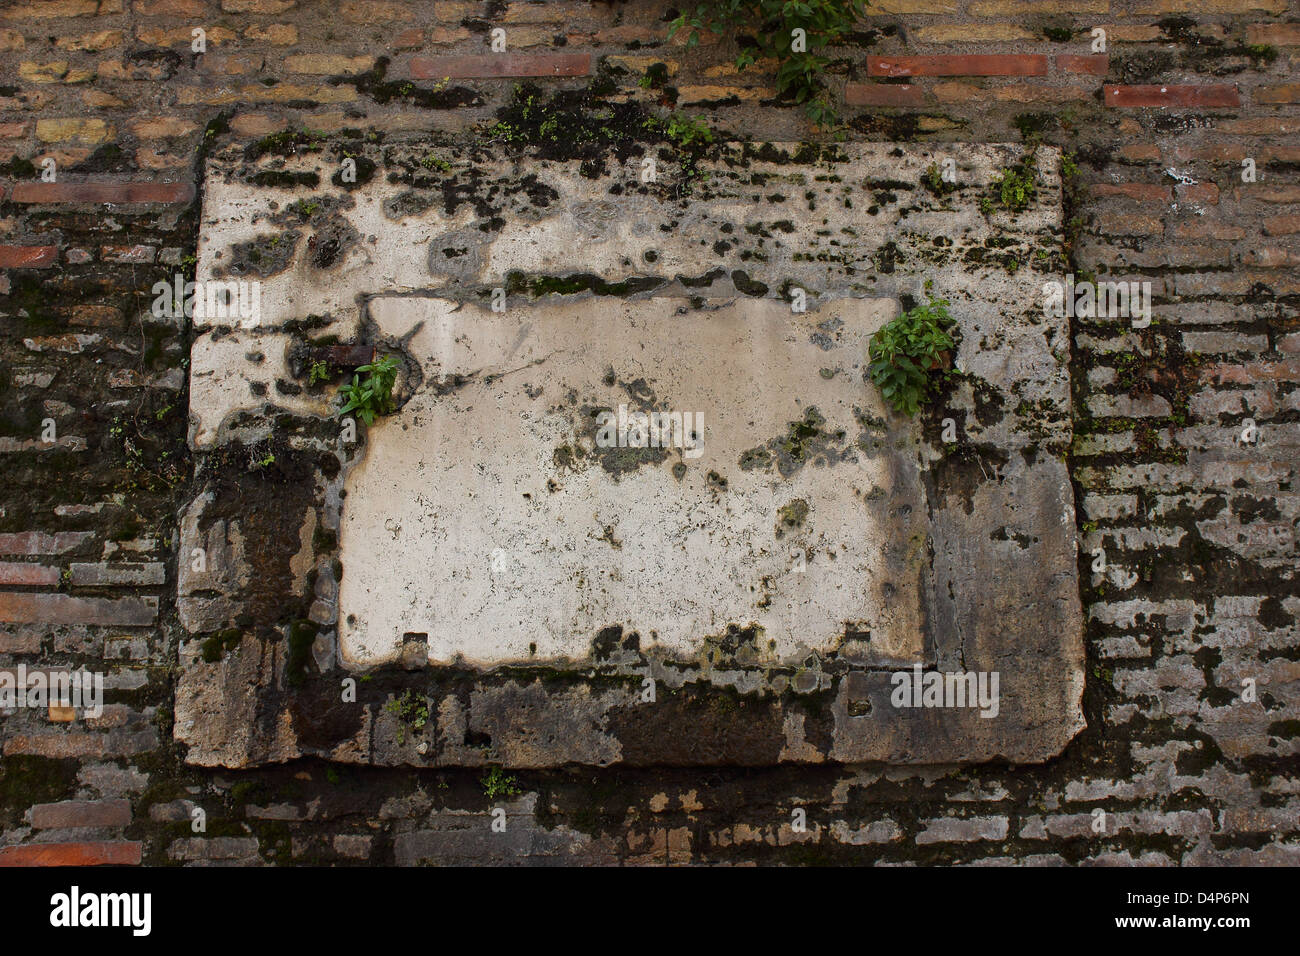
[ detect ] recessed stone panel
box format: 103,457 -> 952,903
339,294 -> 928,668
175,141 -> 1084,769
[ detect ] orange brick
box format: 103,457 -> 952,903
0,841 -> 141,866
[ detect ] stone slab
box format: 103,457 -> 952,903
175,140 -> 1084,769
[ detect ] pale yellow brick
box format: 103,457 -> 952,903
19,61 -> 70,84
130,116 -> 197,139
915,24 -> 1037,42
230,114 -> 280,137
0,29 -> 25,50
137,25 -> 236,46
175,83 -> 358,106
55,29 -> 122,51
502,1 -> 589,23
703,57 -> 777,78
433,1 -> 479,19
136,146 -> 189,170
993,85 -> 1092,103
284,54 -> 375,75
932,81 -> 982,104
36,117 -> 111,144
429,26 -> 470,43
677,85 -> 775,104
82,89 -> 126,108
244,24 -> 298,45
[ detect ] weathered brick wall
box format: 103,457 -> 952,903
1,0 -> 1296,865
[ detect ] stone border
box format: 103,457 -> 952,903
174,140 -> 1083,768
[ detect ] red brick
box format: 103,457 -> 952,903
1091,183 -> 1170,202
844,82 -> 925,107
1056,54 -> 1108,75
409,53 -> 591,79
1104,85 -> 1240,108
0,592 -> 158,626
394,27 -> 423,49
0,532 -> 92,555
867,55 -> 1048,77
0,245 -> 57,268
31,799 -> 132,829
1203,359 -> 1300,385
0,841 -> 141,867
1175,183 -> 1219,204
9,181 -> 195,204
1246,24 -> 1300,47
0,562 -> 60,586
1264,215 -> 1300,236
2,734 -> 106,759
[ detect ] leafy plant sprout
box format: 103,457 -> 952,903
480,765 -> 521,800
337,354 -> 400,426
867,293 -> 957,416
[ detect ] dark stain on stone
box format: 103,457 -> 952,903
331,156 -> 377,190
606,683 -> 784,765
731,269 -> 768,296
591,625 -> 624,661
221,232 -> 300,279
739,407 -> 849,478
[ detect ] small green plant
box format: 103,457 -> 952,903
669,0 -> 869,127
480,765 -> 521,800
337,354 -> 399,425
664,113 -> 714,149
867,293 -> 956,416
384,690 -> 429,744
922,162 -> 956,197
1060,149 -> 1079,181
308,360 -> 333,386
1246,43 -> 1277,64
990,150 -> 1039,211
289,198 -> 320,219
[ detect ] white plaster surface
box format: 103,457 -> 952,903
338,295 -> 930,667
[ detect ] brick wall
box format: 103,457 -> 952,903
0,0 -> 1296,865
